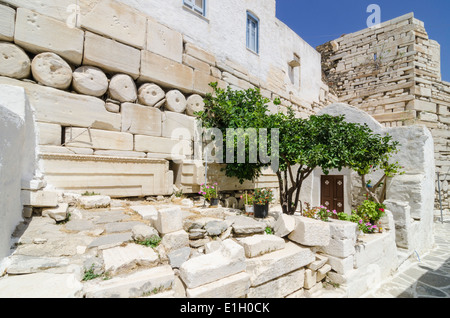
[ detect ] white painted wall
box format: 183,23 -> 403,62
0,85 -> 38,260
118,0 -> 323,104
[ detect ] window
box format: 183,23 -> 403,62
184,0 -> 206,16
246,12 -> 259,54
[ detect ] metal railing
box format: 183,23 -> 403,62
437,167 -> 450,224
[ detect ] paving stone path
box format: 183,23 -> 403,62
1,198 -> 449,298
363,220 -> 450,298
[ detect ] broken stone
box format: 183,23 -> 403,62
155,207 -> 183,235
105,102 -> 120,113
42,203 -> 69,222
87,233 -> 133,250
138,83 -> 165,107
31,52 -> 73,90
83,265 -> 175,298
165,90 -> 187,113
130,205 -> 158,224
230,215 -> 266,236
273,214 -> 296,237
0,42 -> 31,79
288,216 -> 331,247
72,66 -> 108,97
161,230 -> 189,252
78,195 -> 111,209
204,220 -> 228,236
131,224 -> 160,242
238,234 -> 285,258
108,74 -> 137,103
102,244 -> 159,275
168,247 -> 191,268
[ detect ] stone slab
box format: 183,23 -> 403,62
0,4 -> 15,41
65,128 -> 134,151
81,0 -> 147,49
134,135 -> 193,156
0,76 -> 122,131
245,241 -> 315,286
83,265 -> 174,298
162,111 -> 197,141
0,272 -> 83,298
84,32 -> 141,79
247,268 -> 305,298
238,234 -> 285,258
102,244 -> 159,274
140,50 -> 194,93
87,233 -> 133,250
155,207 -> 183,235
186,272 -> 251,298
147,18 -> 183,63
288,216 -> 331,247
121,102 -> 162,137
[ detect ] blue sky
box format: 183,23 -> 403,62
275,0 -> 450,82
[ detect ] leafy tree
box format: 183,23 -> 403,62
197,83 -> 401,215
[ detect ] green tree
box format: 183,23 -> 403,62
197,83 -> 401,215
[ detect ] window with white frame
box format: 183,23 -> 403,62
246,12 -> 259,54
184,0 -> 206,16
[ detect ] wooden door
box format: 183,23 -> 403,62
321,175 -> 344,212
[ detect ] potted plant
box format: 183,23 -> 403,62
199,183 -> 219,207
241,192 -> 254,214
253,188 -> 274,218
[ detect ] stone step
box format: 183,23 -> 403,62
0,272 -> 83,298
83,265 -> 175,298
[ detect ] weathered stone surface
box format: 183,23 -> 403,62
247,268 -> 304,298
21,190 -> 58,208
83,265 -> 174,298
138,83 -> 165,107
186,94 -> 205,116
37,122 -> 61,146
147,18 -> 183,63
179,239 -> 245,289
0,4 -> 15,41
102,244 -> 159,274
288,216 -> 331,247
140,50 -> 193,93
84,32 -> 141,79
135,135 -> 192,157
161,230 -> 189,252
165,90 -> 187,113
108,74 -> 137,103
0,42 -> 30,79
238,234 -> 285,258
130,205 -> 158,223
105,221 -> 143,234
168,247 -> 191,268
162,111 -> 196,140
78,195 -> 111,209
155,207 -> 183,235
185,43 -> 216,66
31,53 -> 73,90
318,235 -> 356,259
121,103 -> 162,136
87,233 -> 133,250
186,272 -> 251,298
105,102 -> 120,113
81,0 -> 147,49
304,268 -> 317,289
0,273 -> 83,298
14,8 -> 84,65
0,77 -> 121,131
42,203 -> 69,222
245,241 -> 315,286
93,150 -> 146,158
65,128 -> 134,151
204,220 -> 228,236
273,214 -> 296,237
5,255 -> 71,275
230,215 -> 266,235
132,224 -> 160,242
72,66 -> 108,97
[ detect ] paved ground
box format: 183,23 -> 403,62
363,220 -> 450,298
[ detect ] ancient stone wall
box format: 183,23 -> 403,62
317,13 -> 450,210
0,0 -> 336,202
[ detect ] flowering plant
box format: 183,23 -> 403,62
240,192 -> 254,205
338,200 -> 385,234
302,203 -> 337,222
253,188 -> 274,205
198,183 -> 218,201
